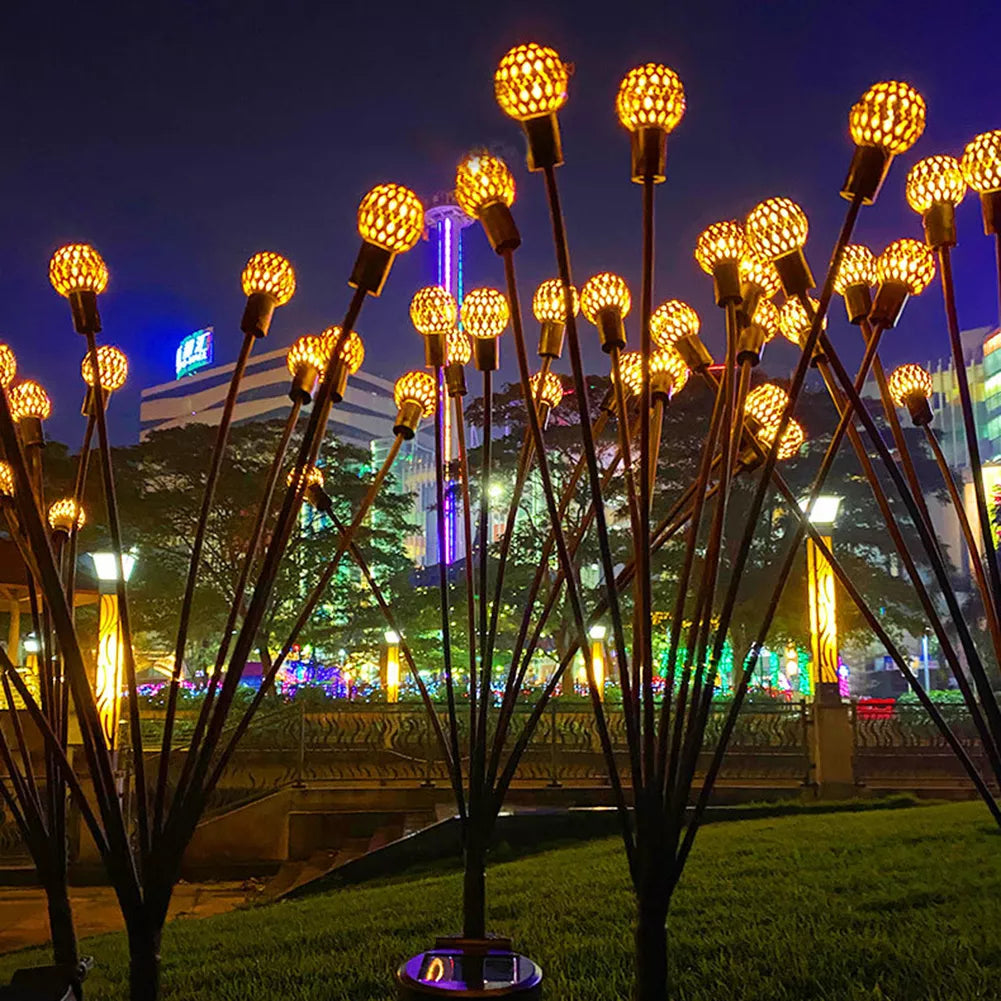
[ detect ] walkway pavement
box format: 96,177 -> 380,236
0,882 -> 251,955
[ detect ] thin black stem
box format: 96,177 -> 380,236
453,394 -> 479,760
542,164 -> 633,797
156,330 -> 255,834
501,248 -> 634,866
434,365 -> 463,810
175,399 -> 302,808
939,245 -> 1001,621
84,331 -> 149,861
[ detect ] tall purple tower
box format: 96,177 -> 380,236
425,191 -> 473,565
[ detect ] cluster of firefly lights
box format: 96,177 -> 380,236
0,45 -> 997,695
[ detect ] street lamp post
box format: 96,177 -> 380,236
798,497 -> 854,798
801,495 -> 842,706
89,551 -> 136,750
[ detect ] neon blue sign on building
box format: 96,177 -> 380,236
175,327 -> 214,379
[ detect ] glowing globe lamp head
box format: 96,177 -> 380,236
50,243 -> 109,335
615,63 -> 685,181
455,152 -> 516,216
695,221 -> 746,305
0,462 -> 12,498
745,383 -> 789,430
316,326 -> 364,403
81,345 -> 128,392
495,43 -> 570,172
47,497 -> 85,536
393,370 -> 437,438
745,198 -> 813,296
759,419 -> 805,462
962,131 -> 1001,235
461,288 -> 509,372
0,345 -> 16,389
650,299 -> 700,350
351,183 -> 424,297
739,253 -> 782,299
410,284 -> 458,367
616,351 -> 644,398
833,243 -> 877,325
494,43 -> 569,122
286,334 -> 329,403
649,349 -> 689,400
906,155 -> 967,248
240,251 -> 295,337
49,244 -> 109,298
530,369 -> 564,419
444,328 -> 473,399
870,238 -> 935,329
778,297 -> 825,355
533,279 -> 578,359
616,63 -> 685,134
843,81 -> 926,204
888,363 -> 934,426
10,381 -> 52,430
581,273 -> 631,353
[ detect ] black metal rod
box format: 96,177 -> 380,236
924,424 -> 1001,657
707,193 -> 864,668
502,248 -> 635,864
817,330 -> 1001,778
156,330 -> 255,833
453,394 -> 479,760
939,245 -> 1001,621
173,286 -> 368,841
433,365 -> 463,811
174,399 -> 302,808
638,174 -> 656,788
83,331 -> 149,860
541,165 -> 635,811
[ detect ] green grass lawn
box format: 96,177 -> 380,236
3,801 -> 1001,999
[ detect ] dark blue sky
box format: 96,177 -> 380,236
2,0 -> 999,445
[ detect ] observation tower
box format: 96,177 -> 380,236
425,191 -> 473,565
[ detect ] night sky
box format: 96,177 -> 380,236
2,0 -> 999,446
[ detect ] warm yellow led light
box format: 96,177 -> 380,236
615,63 -> 685,133
394,370 -> 437,417
745,383 -> 789,428
739,254 -> 782,299
286,335 -> 329,377
875,238 -> 936,295
694,221 -> 746,275
460,288 -> 510,339
49,244 -> 109,297
833,244 -> 877,293
580,273 -> 631,323
410,286 -> 459,337
530,370 -> 564,410
81,345 -> 128,392
779,297 -> 825,347
455,152 -> 516,218
849,81 -> 926,155
745,198 -> 809,262
0,462 -> 12,498
286,465 -> 324,491
356,183 -> 424,254
888,364 -> 933,407
532,279 -> 579,323
905,155 -> 967,213
961,130 -> 1001,194
650,349 -> 689,395
616,350 -> 644,397
750,299 -> 781,342
0,345 -> 16,389
320,326 -> 365,374
650,299 -> 699,349
47,497 -> 85,533
446,329 -> 473,367
759,419 -> 805,461
9,381 -> 51,421
241,251 -> 296,305
495,43 -> 570,122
